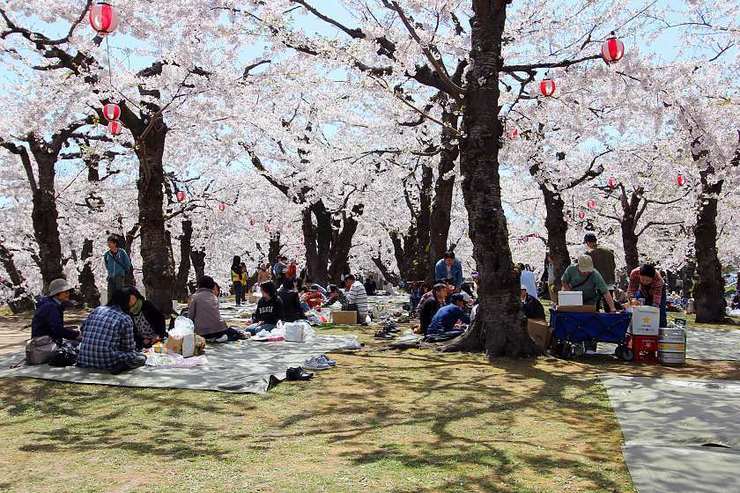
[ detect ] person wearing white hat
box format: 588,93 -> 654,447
31,278 -> 81,344
561,255 -> 617,312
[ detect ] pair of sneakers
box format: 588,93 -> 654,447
286,367 -> 313,381
303,354 -> 336,371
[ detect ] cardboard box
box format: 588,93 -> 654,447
557,305 -> 596,313
527,319 -> 551,351
332,311 -> 358,325
558,291 -> 583,306
631,306 -> 660,335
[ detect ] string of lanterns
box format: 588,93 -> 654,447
89,2 -> 125,137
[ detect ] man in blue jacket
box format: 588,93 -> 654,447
434,251 -> 464,290
426,293 -> 470,336
104,236 -> 132,302
31,278 -> 81,343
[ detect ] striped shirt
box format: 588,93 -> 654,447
346,282 -> 369,318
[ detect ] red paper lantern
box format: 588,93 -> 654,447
676,174 -> 685,187
507,128 -> 519,140
89,2 -> 119,35
107,120 -> 123,135
578,211 -> 586,220
218,202 -> 226,212
607,176 -> 617,189
601,32 -> 624,64
102,103 -> 121,121
539,79 -> 556,97
587,199 -> 597,209
176,191 -> 186,202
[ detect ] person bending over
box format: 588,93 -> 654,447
419,283 -> 447,334
323,284 -> 349,309
627,263 -> 667,327
427,293 -> 470,336
77,289 -> 146,374
561,255 -> 617,312
31,278 -> 81,345
247,281 -> 284,335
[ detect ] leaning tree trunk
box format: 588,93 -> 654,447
371,255 -> 401,286
444,1 -> 537,357
693,175 -> 726,323
428,105 -> 459,278
0,241 -> 35,313
173,219 -> 193,301
540,185 -> 571,292
31,154 -> 65,291
328,206 -> 363,283
133,120 -> 176,315
78,239 -> 101,308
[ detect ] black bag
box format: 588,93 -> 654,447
48,342 -> 79,367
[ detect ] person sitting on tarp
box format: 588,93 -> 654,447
323,284 -> 348,309
426,293 -> 470,338
419,283 -> 447,334
247,281 -> 284,335
31,278 -> 81,345
279,279 -> 307,323
77,289 -> 146,374
521,286 -> 546,320
189,276 -> 247,342
627,263 -> 667,327
561,255 -> 617,312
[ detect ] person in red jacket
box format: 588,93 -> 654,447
627,264 -> 667,327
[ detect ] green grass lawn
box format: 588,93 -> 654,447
1,323 -> 739,493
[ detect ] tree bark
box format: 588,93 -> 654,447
444,1 -> 537,357
77,239 -> 101,308
30,152 -> 65,290
693,172 -> 726,323
173,219 -> 193,301
371,255 -> 401,286
131,117 -> 175,315
539,185 -> 570,291
190,249 -> 206,284
268,232 -> 282,266
0,241 -> 35,313
428,104 -> 460,277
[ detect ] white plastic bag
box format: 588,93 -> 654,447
168,316 -> 196,357
284,321 -> 315,342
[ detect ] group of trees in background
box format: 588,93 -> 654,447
0,0 -> 737,356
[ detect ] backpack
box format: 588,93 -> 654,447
48,343 -> 79,367
26,336 -> 58,365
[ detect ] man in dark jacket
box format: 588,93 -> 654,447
31,278 -> 81,343
584,233 -> 616,310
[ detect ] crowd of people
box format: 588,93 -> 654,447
25,231 -> 725,372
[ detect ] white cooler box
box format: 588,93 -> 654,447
631,306 -> 660,335
558,291 -> 583,306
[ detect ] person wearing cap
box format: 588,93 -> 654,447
31,278 -> 81,344
426,293 -> 470,336
434,251 -> 464,290
561,255 -> 617,312
584,234 -> 616,309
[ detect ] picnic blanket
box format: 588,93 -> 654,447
603,376 -> 740,493
0,335 -> 361,394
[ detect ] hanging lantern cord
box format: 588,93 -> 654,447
105,36 -> 114,88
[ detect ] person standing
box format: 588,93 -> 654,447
545,252 -> 558,302
434,251 -> 464,290
230,256 -> 244,306
344,274 -> 369,325
103,236 -> 132,303
561,255 -> 618,312
584,234 -> 616,310
286,260 -> 298,282
256,263 -> 272,285
272,256 -> 288,287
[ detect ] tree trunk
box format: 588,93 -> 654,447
621,225 -> 640,272
444,1 -> 537,357
190,249 -> 206,284
693,176 -> 726,323
371,255 -> 401,286
77,239 -> 101,308
428,105 -> 459,277
268,232 -> 282,266
173,219 -> 193,301
328,204 -> 363,282
30,154 -> 65,291
682,259 -> 695,299
133,121 -> 175,315
539,185 -> 570,291
0,241 -> 35,313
